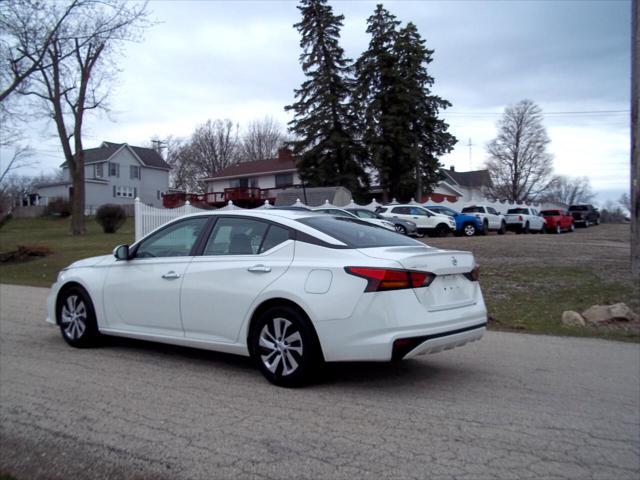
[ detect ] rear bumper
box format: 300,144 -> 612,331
394,323 -> 486,360
314,288 -> 488,362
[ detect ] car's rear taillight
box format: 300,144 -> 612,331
463,265 -> 480,282
345,267 -> 436,292
518,215 -> 523,221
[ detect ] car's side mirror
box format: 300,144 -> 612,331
113,244 -> 130,261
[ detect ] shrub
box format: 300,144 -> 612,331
45,198 -> 71,217
0,213 -> 13,229
96,204 -> 126,233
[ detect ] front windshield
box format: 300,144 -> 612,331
507,208 -> 528,214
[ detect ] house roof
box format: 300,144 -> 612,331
64,141 -> 171,170
444,168 -> 493,188
204,149 -> 297,181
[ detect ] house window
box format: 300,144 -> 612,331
114,186 -> 136,198
130,165 -> 141,180
230,178 -> 249,188
109,162 -> 119,177
275,173 -> 293,188
95,163 -> 104,178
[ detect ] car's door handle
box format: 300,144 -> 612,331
248,265 -> 271,273
161,271 -> 181,280
413,216 -> 419,219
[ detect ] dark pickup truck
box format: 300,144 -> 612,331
568,204 -> 600,227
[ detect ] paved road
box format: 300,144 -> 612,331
1,284 -> 638,480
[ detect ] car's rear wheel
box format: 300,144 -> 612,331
57,286 -> 100,348
555,224 -> 561,234
435,223 -> 449,237
462,223 -> 476,236
481,220 -> 489,235
523,222 -> 530,234
249,305 -> 322,387
497,221 -> 506,235
395,224 -> 407,235
570,223 -> 575,232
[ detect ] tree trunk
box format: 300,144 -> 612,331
70,152 -> 85,235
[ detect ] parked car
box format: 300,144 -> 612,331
345,207 -> 418,236
460,205 -> 506,235
47,211 -> 487,387
568,204 -> 600,227
376,204 -> 456,237
541,209 -> 575,233
312,207 -> 396,231
504,207 -> 545,234
425,205 -> 484,237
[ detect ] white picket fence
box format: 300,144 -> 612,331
134,195 -> 562,241
134,198 -> 209,241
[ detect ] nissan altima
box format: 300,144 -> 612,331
46,210 -> 487,387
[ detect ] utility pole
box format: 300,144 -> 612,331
632,0 -> 639,278
151,139 -> 167,158
466,138 -> 474,170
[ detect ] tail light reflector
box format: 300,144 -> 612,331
345,267 -> 436,292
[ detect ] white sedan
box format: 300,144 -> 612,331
47,210 -> 487,387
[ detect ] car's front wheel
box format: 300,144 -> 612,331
497,221 -> 506,235
395,224 -> 407,235
57,286 -> 100,348
462,223 -> 476,236
249,305 -> 322,387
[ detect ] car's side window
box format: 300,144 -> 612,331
135,217 -> 208,258
392,207 -> 408,214
259,225 -> 291,253
487,207 -> 497,215
203,217 -> 269,256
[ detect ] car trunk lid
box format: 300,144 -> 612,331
357,246 -> 478,311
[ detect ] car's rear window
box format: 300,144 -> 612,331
569,206 -> 588,211
541,210 -> 560,216
462,206 -> 484,213
297,216 -> 421,248
507,208 -> 528,214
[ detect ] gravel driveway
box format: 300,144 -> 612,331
1,284 -> 638,480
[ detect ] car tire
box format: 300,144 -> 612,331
57,286 -> 101,348
555,224 -> 561,234
570,223 -> 575,232
435,224 -> 449,237
497,221 -> 506,235
481,220 -> 489,235
462,223 -> 476,237
523,222 -> 530,234
395,225 -> 407,235
585,220 -> 590,228
249,305 -> 322,388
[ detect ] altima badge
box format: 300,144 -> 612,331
451,257 -> 458,266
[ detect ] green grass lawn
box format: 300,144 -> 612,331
0,216 -> 134,287
482,266 -> 640,342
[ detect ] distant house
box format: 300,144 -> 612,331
201,148 -> 303,207
434,166 -> 493,203
36,141 -> 170,210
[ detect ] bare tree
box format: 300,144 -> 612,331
18,0 -> 150,234
0,145 -> 35,184
159,136 -> 201,192
239,116 -> 285,162
485,99 -> 554,202
188,119 -> 239,179
542,175 -> 594,206
619,192 -> 631,212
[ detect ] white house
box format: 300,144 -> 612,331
37,141 -> 170,211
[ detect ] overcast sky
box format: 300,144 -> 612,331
7,0 -> 633,204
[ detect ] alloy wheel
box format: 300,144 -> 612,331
463,224 -> 476,236
258,317 -> 304,376
61,295 -> 87,340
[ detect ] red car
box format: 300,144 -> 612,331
541,210 -> 575,233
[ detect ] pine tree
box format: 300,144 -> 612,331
392,23 -> 456,200
353,4 -> 401,202
285,0 -> 368,196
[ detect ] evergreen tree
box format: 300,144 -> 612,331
391,22 -> 456,200
353,5 -> 401,202
354,7 -> 456,201
285,0 -> 368,196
